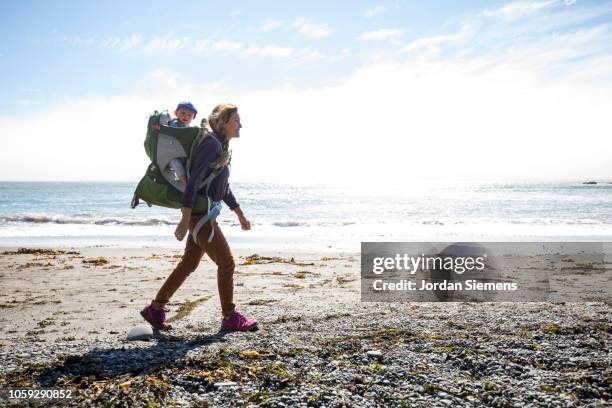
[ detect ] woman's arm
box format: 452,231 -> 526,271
222,183 -> 239,210
233,206 -> 251,231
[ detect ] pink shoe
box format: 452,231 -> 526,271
221,311 -> 258,332
140,304 -> 172,331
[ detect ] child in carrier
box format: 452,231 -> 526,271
167,101 -> 198,186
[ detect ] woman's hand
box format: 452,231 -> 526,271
174,218 -> 189,241
239,215 -> 251,231
233,207 -> 251,231
174,207 -> 192,241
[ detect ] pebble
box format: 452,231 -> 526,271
214,381 -> 238,388
126,325 -> 153,341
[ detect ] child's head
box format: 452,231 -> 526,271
174,101 -> 198,125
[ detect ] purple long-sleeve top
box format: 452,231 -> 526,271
181,134 -> 239,212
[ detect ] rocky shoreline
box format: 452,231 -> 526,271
0,247 -> 610,407
0,302 -> 609,407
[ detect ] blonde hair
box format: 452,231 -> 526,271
208,103 -> 238,138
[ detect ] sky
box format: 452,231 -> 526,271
1,0 -> 611,183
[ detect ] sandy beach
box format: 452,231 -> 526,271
0,245 -> 610,407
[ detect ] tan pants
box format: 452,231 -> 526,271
152,215 -> 236,318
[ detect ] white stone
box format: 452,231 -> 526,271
214,381 -> 238,388
127,325 -> 153,341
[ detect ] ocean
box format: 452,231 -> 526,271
1,181 -> 611,252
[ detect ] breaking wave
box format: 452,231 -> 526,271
0,214 -> 177,226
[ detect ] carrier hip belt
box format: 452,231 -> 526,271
192,201 -> 222,245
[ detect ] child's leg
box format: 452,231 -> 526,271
169,158 -> 187,185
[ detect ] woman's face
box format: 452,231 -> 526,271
221,112 -> 242,139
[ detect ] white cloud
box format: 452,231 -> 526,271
292,18 -> 332,38
288,47 -> 324,65
0,69 -> 234,182
484,0 -> 560,21
242,44 -> 293,58
403,24 -> 472,56
4,47 -> 612,184
148,68 -> 179,88
6,0 -> 612,184
0,96 -> 154,181
493,2 -> 612,34
258,17 -> 283,32
143,33 -> 191,52
236,59 -> 612,184
118,34 -> 142,52
499,24 -> 612,66
253,17 -> 332,38
213,39 -> 244,52
101,36 -> 121,48
61,35 -> 95,46
358,29 -> 405,41
399,1 -> 612,63
364,5 -> 385,17
194,38 -> 209,52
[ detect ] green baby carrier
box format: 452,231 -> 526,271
131,111 -> 214,213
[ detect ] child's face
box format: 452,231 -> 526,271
175,108 -> 195,125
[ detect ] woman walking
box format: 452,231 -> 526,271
141,103 -> 257,332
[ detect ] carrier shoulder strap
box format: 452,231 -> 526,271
186,118 -> 214,178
